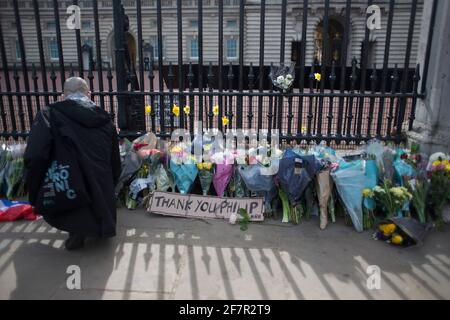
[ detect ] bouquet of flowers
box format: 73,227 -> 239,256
315,164 -> 333,230
427,155 -> 450,226
371,180 -> 413,218
169,142 -> 198,194
197,162 -> 213,195
270,63 -> 295,92
238,162 -> 277,216
155,162 -> 174,192
277,150 -> 321,223
406,178 -> 429,224
331,160 -> 367,232
212,151 -> 234,197
0,143 -> 27,199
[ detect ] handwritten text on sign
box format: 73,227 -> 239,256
149,191 -> 264,221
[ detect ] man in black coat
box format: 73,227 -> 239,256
24,77 -> 121,250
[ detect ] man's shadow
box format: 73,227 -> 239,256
3,226 -> 116,300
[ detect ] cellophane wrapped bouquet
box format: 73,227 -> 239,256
270,63 -> 295,92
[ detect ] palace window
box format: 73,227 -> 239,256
190,37 -> 199,59
15,40 -> 22,60
226,38 -> 237,59
48,39 -> 59,60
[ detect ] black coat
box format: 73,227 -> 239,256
24,99 -> 121,237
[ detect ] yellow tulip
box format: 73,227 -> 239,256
222,116 -> 229,126
314,73 -> 321,81
145,105 -> 152,114
172,105 -> 180,117
213,105 -> 219,116
183,105 -> 190,115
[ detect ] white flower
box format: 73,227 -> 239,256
276,75 -> 284,84
373,186 -> 385,194
229,212 -> 238,225
286,74 -> 293,81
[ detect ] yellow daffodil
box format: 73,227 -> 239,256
197,163 -> 204,170
222,116 -> 229,126
314,73 -> 321,81
213,105 -> 219,116
172,104 -> 180,117
362,188 -> 373,198
145,105 -> 152,114
183,105 -> 190,115
391,234 -> 403,245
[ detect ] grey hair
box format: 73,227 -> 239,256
63,77 -> 89,96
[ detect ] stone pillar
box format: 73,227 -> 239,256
408,0 -> 450,154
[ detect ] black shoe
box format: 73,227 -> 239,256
65,234 -> 85,251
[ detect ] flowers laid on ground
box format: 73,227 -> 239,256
427,155 -> 450,227
3,130 -> 449,248
370,182 -> 413,218
0,143 -> 27,200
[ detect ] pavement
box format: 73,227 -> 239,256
0,208 -> 450,300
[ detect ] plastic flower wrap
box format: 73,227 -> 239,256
381,147 -> 396,181
277,150 -> 321,223
197,162 -> 214,195
155,163 -> 174,192
270,63 -> 295,92
228,165 -> 249,198
115,145 -> 143,196
393,150 -> 415,186
331,160 -> 366,232
426,155 -> 450,227
211,151 -> 234,197
127,171 -> 156,209
315,166 -> 333,230
277,150 -> 322,205
406,178 -> 429,224
169,143 -> 198,194
238,162 -> 277,215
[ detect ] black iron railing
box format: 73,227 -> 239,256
0,0 -> 436,145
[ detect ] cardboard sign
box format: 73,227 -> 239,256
148,191 -> 264,221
